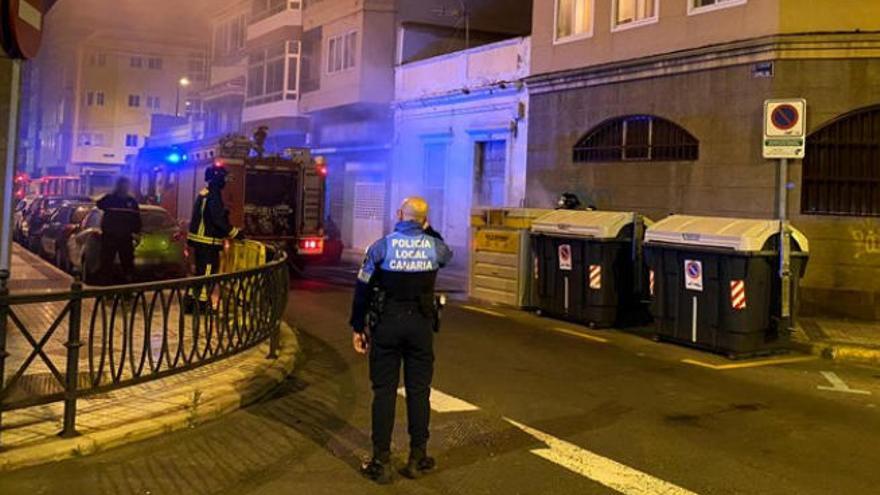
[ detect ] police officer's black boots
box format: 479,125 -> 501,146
361,453 -> 393,484
400,448 -> 436,479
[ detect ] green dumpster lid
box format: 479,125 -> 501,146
531,210 -> 647,239
644,215 -> 809,252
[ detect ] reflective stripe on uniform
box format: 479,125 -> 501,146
199,263 -> 213,302
188,232 -> 225,246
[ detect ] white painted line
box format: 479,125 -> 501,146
398,387 -> 480,413
461,305 -> 506,318
817,371 -> 872,395
551,327 -> 609,344
505,417 -> 699,495
682,356 -> 816,370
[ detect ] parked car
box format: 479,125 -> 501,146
39,201 -> 94,271
12,196 -> 38,243
21,195 -> 92,252
68,205 -> 188,284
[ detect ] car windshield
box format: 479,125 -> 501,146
141,210 -> 177,231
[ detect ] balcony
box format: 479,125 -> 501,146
248,1 -> 302,41
395,37 -> 530,102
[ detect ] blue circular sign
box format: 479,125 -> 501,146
686,261 -> 701,278
771,104 -> 799,131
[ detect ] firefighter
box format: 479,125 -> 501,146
185,165 -> 243,313
350,197 -> 453,484
96,177 -> 141,284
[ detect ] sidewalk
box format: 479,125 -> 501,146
795,317 -> 880,366
1,244 -> 300,471
8,244 -> 72,292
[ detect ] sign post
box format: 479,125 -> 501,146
764,99 -> 807,333
0,0 -> 44,275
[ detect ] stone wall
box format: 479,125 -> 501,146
526,57 -> 880,319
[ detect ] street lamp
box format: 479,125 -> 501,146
175,77 -> 191,117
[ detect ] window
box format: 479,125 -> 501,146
423,142 -> 448,229
802,105 -> 880,217
251,0 -> 298,23
147,57 -> 163,70
85,91 -> 104,106
146,96 -> 161,110
573,115 -> 699,162
327,31 -> 357,74
89,52 -> 107,66
301,27 -> 322,93
128,95 -> 141,107
245,41 -> 300,106
188,56 -> 207,82
555,0 -> 593,42
125,134 -> 139,147
688,0 -> 747,15
613,0 -> 658,29
474,140 -> 507,207
78,132 -> 105,146
130,56 -> 142,68
213,13 -> 247,58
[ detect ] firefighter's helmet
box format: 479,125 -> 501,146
205,165 -> 228,184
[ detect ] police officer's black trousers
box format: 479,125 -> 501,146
100,234 -> 135,284
369,303 -> 434,457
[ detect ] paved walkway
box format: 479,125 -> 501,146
0,244 -> 299,470
8,244 -> 72,292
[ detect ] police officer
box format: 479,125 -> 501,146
350,197 -> 453,484
185,165 -> 242,312
96,177 -> 141,284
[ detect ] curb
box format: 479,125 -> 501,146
794,340 -> 880,367
0,323 -> 299,472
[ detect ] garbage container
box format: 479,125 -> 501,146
644,215 -> 810,357
470,207 -> 553,308
531,210 -> 651,328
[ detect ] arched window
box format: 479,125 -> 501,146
802,105 -> 880,217
573,115 -> 699,163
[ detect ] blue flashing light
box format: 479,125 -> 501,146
166,152 -> 182,164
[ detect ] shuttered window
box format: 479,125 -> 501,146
573,115 -> 699,163
802,105 -> 880,217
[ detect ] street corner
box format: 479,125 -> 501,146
0,323 -> 301,473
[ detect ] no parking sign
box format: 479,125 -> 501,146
558,244 -> 572,271
684,259 -> 703,292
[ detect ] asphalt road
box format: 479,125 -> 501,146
2,270 -> 880,494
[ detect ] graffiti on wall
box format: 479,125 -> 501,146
852,220 -> 880,259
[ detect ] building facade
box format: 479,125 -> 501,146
525,0 -> 880,318
392,37 -> 531,270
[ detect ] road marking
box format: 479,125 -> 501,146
550,327 -> 609,343
398,387 -> 480,413
817,371 -> 872,395
681,356 -> 816,370
461,305 -> 506,318
505,417 -> 699,495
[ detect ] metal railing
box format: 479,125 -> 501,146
0,245 -> 289,447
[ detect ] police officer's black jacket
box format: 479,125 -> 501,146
96,193 -> 141,238
349,222 -> 452,331
188,184 -> 239,247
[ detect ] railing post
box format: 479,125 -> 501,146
60,276 -> 84,438
0,270 -> 10,450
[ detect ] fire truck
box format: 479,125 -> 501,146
134,134 -> 329,268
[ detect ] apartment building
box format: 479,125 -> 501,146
201,0 -> 251,138
525,0 -> 880,318
30,1 -> 211,192
392,37 -> 531,268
